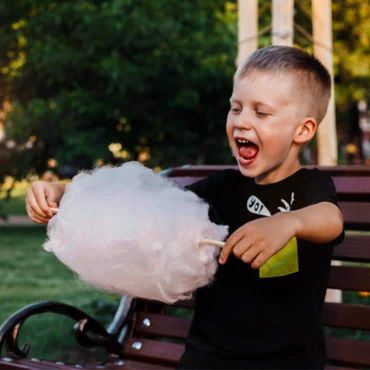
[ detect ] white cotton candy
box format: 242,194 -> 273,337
44,162 -> 228,304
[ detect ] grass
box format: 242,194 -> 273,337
0,180 -> 29,216
0,226 -> 119,363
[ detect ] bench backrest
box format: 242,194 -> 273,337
121,165 -> 370,369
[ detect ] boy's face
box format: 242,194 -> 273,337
226,70 -> 305,184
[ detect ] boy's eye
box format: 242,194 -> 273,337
230,107 -> 241,113
256,111 -> 269,117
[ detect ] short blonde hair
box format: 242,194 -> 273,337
235,46 -> 331,123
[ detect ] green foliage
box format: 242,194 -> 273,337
0,0 -> 237,179
0,0 -> 368,182
0,226 -> 119,361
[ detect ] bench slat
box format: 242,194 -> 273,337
328,266 -> 370,291
123,338 -> 184,366
171,177 -> 203,188
325,365 -> 358,370
171,300 -> 195,310
339,202 -> 370,229
120,359 -> 174,370
168,165 -> 370,177
322,302 -> 370,330
333,235 -> 370,262
334,177 -> 370,201
0,359 -> 38,370
135,312 -> 190,339
326,336 -> 370,367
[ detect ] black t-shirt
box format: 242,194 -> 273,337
178,168 -> 344,370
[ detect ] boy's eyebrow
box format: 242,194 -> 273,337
229,98 -> 241,104
229,97 -> 275,110
254,101 -> 275,110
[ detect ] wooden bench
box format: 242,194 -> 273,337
0,165 -> 369,369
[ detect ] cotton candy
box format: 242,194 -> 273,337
44,162 -> 228,304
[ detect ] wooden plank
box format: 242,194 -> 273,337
339,202 -> 370,229
0,357 -> 173,370
123,338 -> 184,366
333,235 -> 370,262
134,312 -> 190,339
333,176 -> 370,201
272,0 -> 294,46
0,359 -> 36,370
328,266 -> 370,291
171,176 -> 203,188
0,358 -> 76,369
167,165 -> 370,178
172,299 -> 195,310
325,365 -> 358,370
118,359 -> 173,370
312,0 -> 337,165
326,336 -> 370,367
236,0 -> 258,66
322,302 -> 370,330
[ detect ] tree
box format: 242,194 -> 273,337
0,0 -> 238,180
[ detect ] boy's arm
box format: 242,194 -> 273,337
219,201 -> 343,269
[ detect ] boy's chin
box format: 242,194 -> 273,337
236,160 -> 257,178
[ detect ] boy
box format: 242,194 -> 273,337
26,46 -> 343,369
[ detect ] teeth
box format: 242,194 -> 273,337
236,138 -> 249,144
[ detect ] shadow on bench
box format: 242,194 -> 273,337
0,165 -> 369,369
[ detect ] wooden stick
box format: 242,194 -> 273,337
200,238 -> 225,248
47,209 -> 224,249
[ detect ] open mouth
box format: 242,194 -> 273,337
235,138 -> 259,163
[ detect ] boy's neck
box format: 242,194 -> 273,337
254,162 -> 302,185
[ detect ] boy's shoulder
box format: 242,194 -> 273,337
297,167 -> 335,188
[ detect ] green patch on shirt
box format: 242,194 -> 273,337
259,237 -> 298,278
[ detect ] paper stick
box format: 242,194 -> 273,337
200,238 -> 225,248
48,207 -> 224,250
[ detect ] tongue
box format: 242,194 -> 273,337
239,143 -> 258,159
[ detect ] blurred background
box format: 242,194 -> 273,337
0,0 -> 369,363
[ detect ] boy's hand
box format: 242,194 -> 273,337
26,181 -> 65,224
218,212 -> 299,269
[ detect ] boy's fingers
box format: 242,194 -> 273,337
27,191 -> 50,218
46,187 -> 61,207
219,231 -> 244,264
233,239 -> 253,258
251,251 -> 267,269
26,204 -> 49,224
240,245 -> 259,264
33,214 -> 49,224
47,199 -> 58,207
31,183 -> 53,216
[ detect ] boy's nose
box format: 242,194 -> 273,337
234,112 -> 253,130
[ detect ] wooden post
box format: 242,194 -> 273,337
237,0 -> 258,66
312,0 -> 337,165
272,0 -> 294,46
313,0 -> 340,303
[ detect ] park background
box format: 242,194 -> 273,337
0,0 -> 369,363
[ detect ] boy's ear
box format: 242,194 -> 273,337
293,117 -> 318,145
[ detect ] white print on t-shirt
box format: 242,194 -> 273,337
246,192 -> 295,216
277,192 -> 295,212
247,195 -> 271,217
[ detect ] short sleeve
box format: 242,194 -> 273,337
302,168 -> 344,244
302,168 -> 339,206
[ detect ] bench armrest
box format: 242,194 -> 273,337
0,300 -> 132,359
